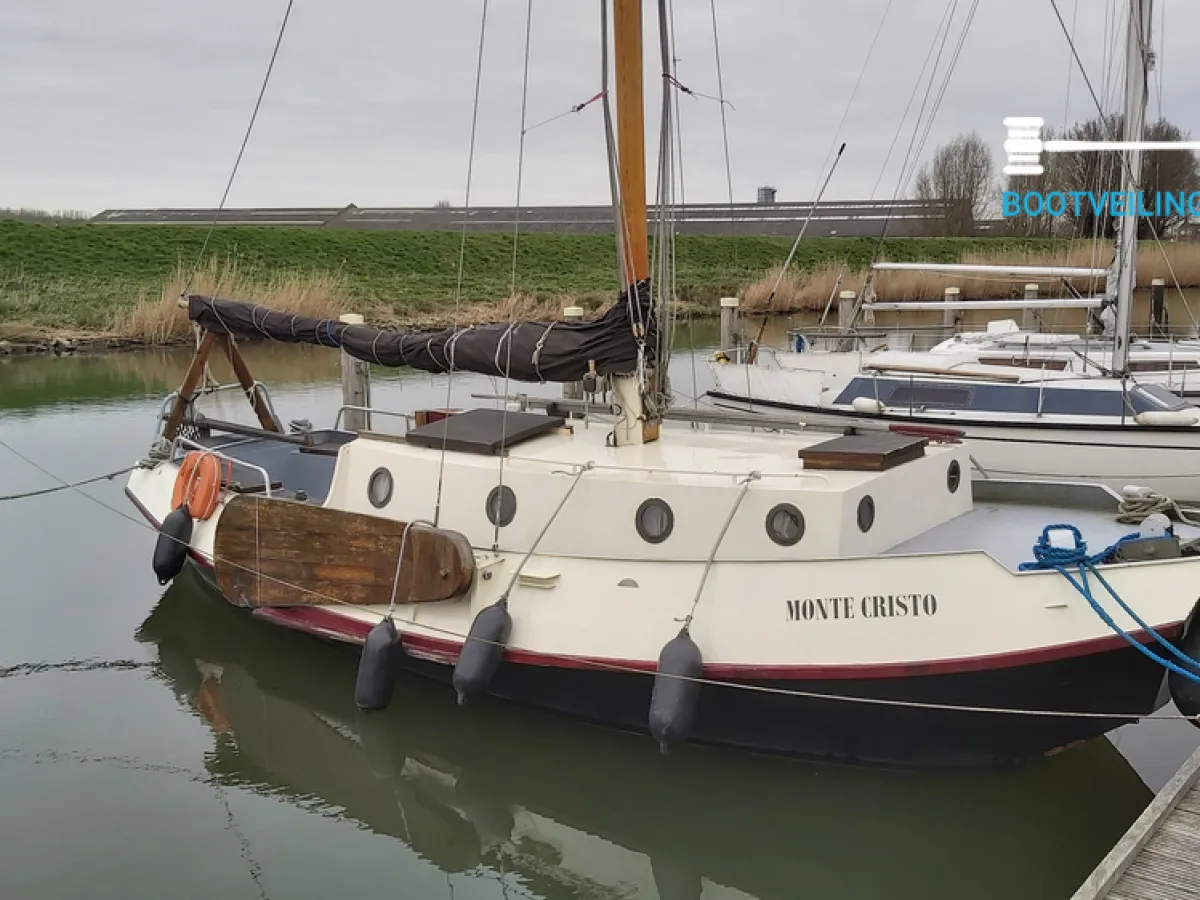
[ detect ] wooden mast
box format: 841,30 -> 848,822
610,0 -> 658,445
612,0 -> 648,285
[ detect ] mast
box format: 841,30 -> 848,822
609,0 -> 657,446
1112,0 -> 1153,374
612,0 -> 649,286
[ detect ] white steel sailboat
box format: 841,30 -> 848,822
127,0 -> 1200,769
709,2 -> 1200,502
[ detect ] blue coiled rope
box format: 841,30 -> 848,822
1020,524 -> 1200,685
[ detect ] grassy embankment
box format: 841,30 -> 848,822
3,219 -> 1200,344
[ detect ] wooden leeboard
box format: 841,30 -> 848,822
213,494 -> 474,608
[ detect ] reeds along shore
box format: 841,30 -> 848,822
739,244 -> 1200,314
10,237 -> 1200,346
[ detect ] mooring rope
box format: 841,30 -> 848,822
0,465 -> 135,502
1019,523 -> 1200,686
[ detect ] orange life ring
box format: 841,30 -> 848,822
171,451 -> 229,521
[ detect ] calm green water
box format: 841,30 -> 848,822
2,338 -> 1200,900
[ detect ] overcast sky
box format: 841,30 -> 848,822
4,0 -> 1200,213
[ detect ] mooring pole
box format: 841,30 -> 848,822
339,313 -> 371,432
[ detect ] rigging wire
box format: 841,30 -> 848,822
489,0 -> 536,550
867,1 -> 957,202
707,0 -> 737,266
182,0 -> 295,298
433,0 -> 490,528
1048,0 -> 1199,331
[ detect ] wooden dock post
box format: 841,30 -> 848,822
943,286 -> 961,331
837,291 -> 856,333
1150,278 -> 1168,339
563,306 -> 585,400
719,296 -> 740,352
339,313 -> 370,432
1023,283 -> 1039,331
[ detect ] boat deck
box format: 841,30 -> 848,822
885,482 -> 1200,572
1072,746 -> 1200,900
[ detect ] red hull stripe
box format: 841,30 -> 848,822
253,604 -> 1184,682
126,486 -> 1187,681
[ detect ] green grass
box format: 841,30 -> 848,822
0,219 -> 1070,333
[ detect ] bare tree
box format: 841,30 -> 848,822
913,132 -> 994,236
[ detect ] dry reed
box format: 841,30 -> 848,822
739,242 -> 1200,312
113,257 -> 350,344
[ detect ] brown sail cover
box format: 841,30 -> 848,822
187,279 -> 655,384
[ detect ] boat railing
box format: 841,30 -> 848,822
152,380 -> 283,440
332,405 -> 415,433
171,435 -> 275,499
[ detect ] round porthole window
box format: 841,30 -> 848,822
636,498 -> 674,544
486,485 -> 517,527
857,495 -> 875,533
367,467 -> 393,508
765,503 -> 805,546
947,459 -> 962,494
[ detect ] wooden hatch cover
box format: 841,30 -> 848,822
213,494 -> 475,608
797,432 -> 928,471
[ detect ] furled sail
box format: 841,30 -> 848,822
186,279 -> 655,383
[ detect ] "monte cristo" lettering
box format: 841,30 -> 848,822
786,594 -> 938,622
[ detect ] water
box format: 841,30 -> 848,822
3,336 -> 1200,900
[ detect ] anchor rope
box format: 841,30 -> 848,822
1019,524 -> 1200,684
9,435 -> 1200,724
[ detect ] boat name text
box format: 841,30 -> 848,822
786,594 -> 938,622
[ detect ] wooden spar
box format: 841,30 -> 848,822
610,0 -> 661,445
213,494 -> 475,608
613,0 -> 648,284
163,331 -> 219,441
218,334 -> 280,433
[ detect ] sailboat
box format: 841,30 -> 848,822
127,0 -> 1200,768
708,0 -> 1200,501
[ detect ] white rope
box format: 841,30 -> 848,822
1116,490 -> 1200,527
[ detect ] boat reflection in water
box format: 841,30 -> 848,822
137,568 -> 1154,900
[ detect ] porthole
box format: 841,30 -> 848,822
367,467 -> 393,508
765,503 -> 805,546
635,498 -> 674,544
947,459 -> 962,493
486,485 -> 517,527
857,495 -> 875,533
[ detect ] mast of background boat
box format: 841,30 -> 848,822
609,0 -> 655,445
1111,0 -> 1153,375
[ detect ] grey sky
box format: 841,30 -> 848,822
4,0 -> 1199,213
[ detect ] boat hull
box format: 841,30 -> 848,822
186,558 -> 1171,769
708,390 -> 1200,502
